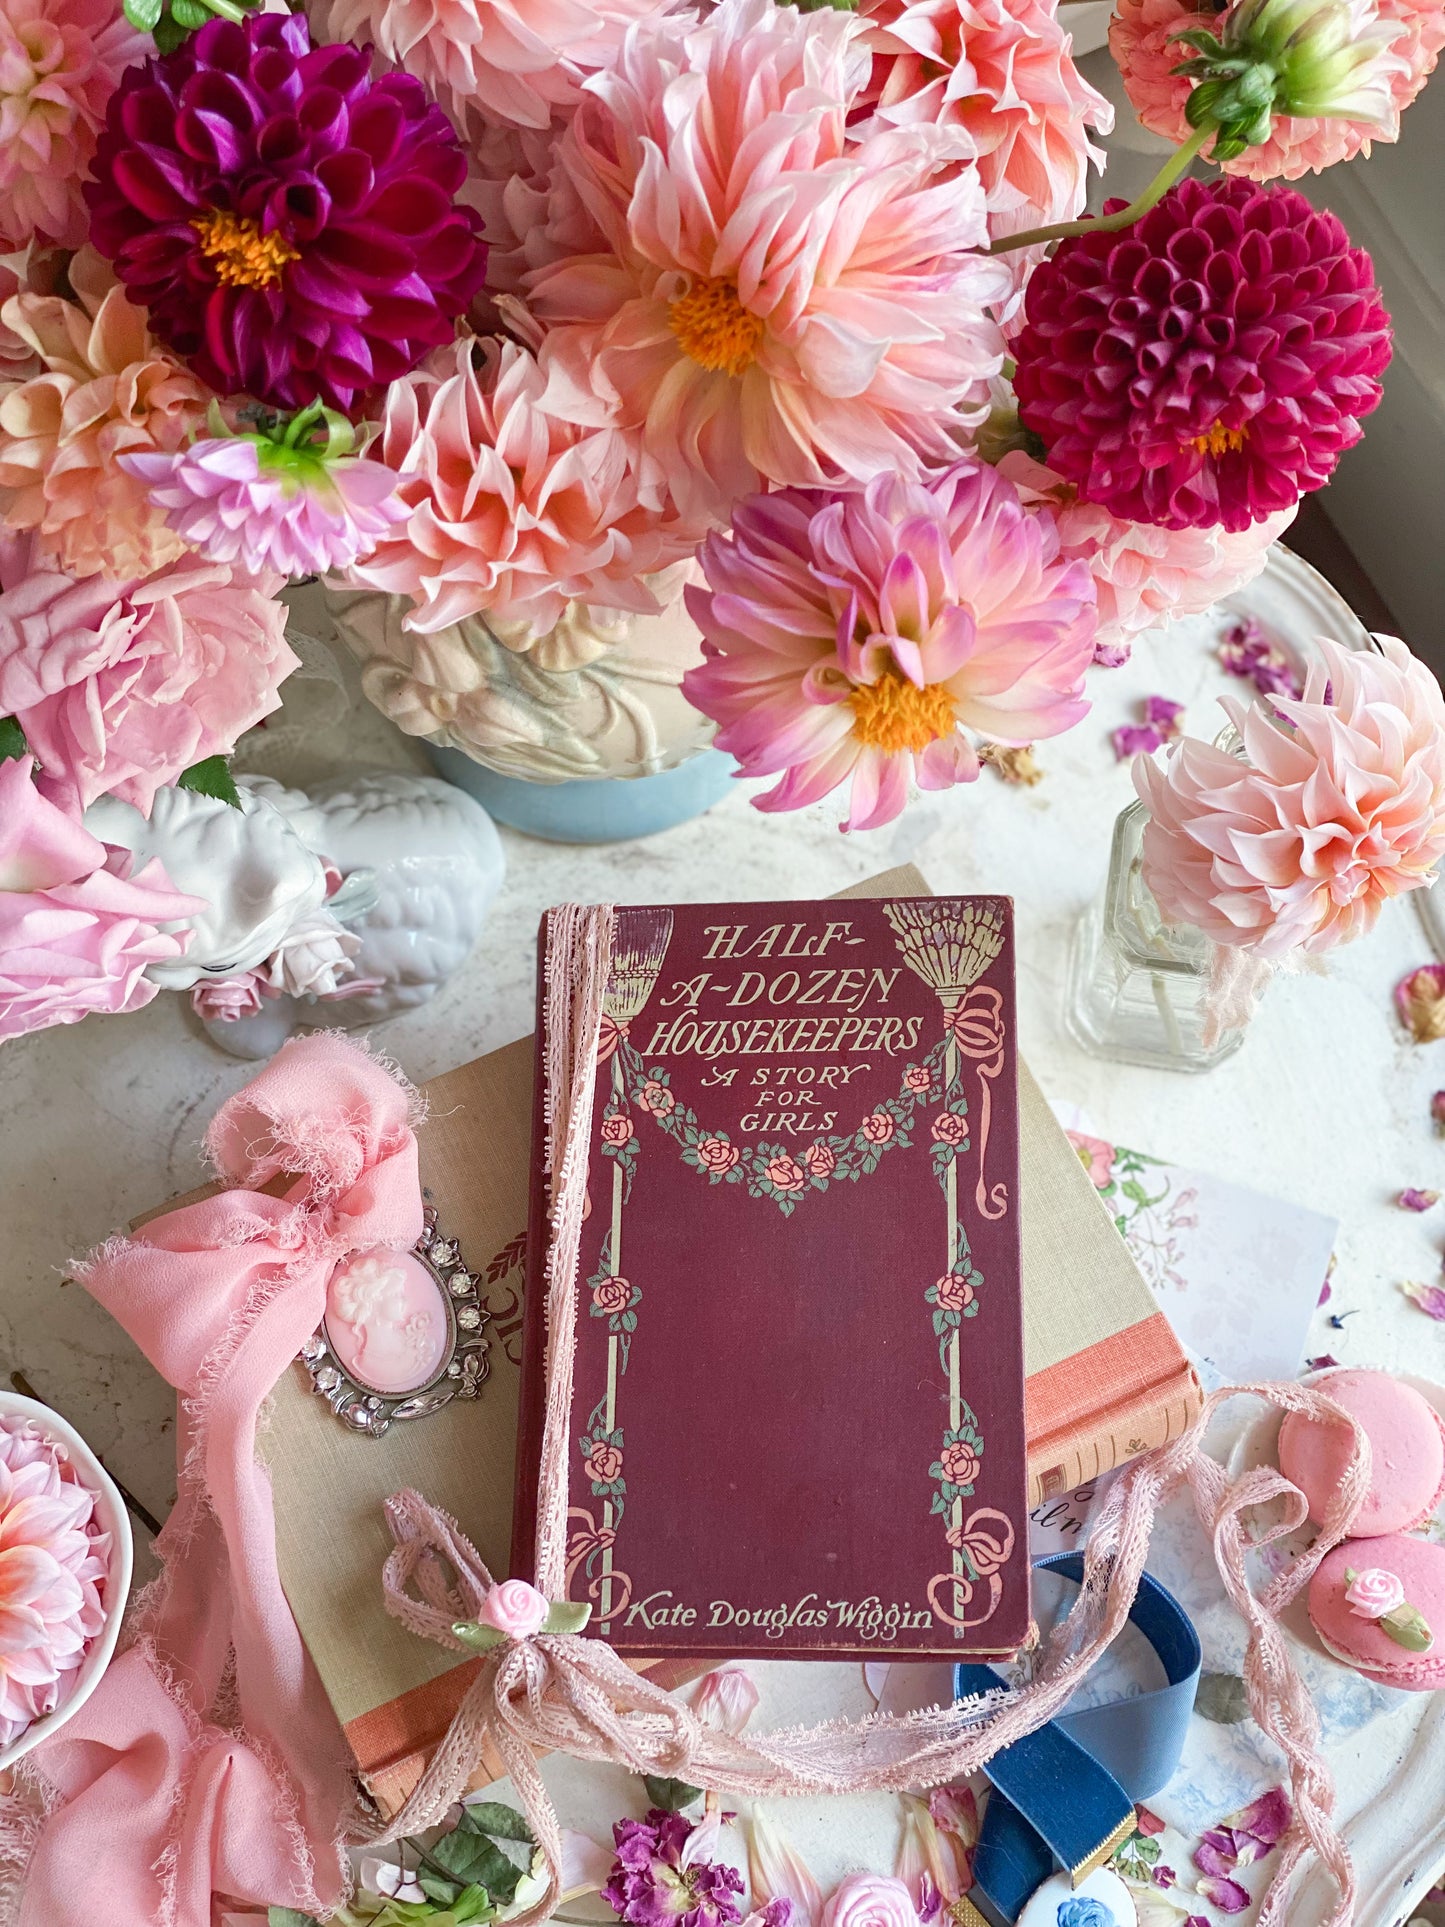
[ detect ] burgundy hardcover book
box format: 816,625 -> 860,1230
513,896 -> 1030,1659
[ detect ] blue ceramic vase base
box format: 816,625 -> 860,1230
425,745 -> 738,843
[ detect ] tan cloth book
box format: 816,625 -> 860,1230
240,865 -> 1199,1815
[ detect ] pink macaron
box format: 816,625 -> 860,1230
1278,1369 -> 1445,1537
1308,1535 -> 1445,1690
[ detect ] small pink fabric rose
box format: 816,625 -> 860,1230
591,1276 -> 631,1314
904,1066 -> 932,1093
941,1441 -> 981,1486
637,1080 -> 675,1116
479,1578 -> 549,1640
696,1136 -> 740,1175
1067,1132 -> 1116,1189
585,1442 -> 623,1483
934,1273 -> 976,1313
693,1665 -> 759,1736
931,1112 -> 969,1147
860,1112 -> 895,1146
1346,1567 -> 1406,1619
765,1154 -> 807,1194
601,1113 -> 633,1147
803,1143 -> 837,1180
821,1871 -> 920,1927
191,973 -> 273,1023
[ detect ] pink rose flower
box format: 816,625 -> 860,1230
601,1113 -> 633,1147
262,909 -> 359,998
693,1664 -> 759,1736
931,1112 -> 969,1147
190,972 -> 273,1023
904,1066 -> 932,1093
0,757 -> 203,1042
1067,1132 -> 1116,1189
592,1275 -> 631,1314
696,1136 -> 740,1175
0,532 -> 296,814
765,1154 -> 807,1194
585,1441 -> 623,1483
941,1440 -> 981,1486
821,1872 -> 920,1927
803,1142 -> 837,1180
934,1273 -> 976,1312
1346,1567 -> 1406,1619
479,1577 -> 550,1640
637,1080 -> 675,1116
860,1111 -> 895,1146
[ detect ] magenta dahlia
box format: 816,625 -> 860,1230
1010,176 -> 1391,532
83,14 -> 487,413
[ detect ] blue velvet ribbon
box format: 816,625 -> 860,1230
953,1552 -> 1201,1925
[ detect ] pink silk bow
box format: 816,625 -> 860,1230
12,1033 -> 424,1927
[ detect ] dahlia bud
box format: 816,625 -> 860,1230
1172,0 -> 1409,160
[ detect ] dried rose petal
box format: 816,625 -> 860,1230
1403,1281 -> 1445,1322
1193,1833 -> 1240,1878
1399,1189 -> 1440,1212
1218,618 -> 1304,700
1196,1876 -> 1251,1915
1396,965 -> 1445,1043
1432,1092 -> 1445,1136
1114,723 -> 1165,760
1232,1788 -> 1291,1851
1143,696 -> 1185,737
1306,1353 -> 1341,1370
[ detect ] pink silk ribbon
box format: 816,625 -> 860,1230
11,1033 -> 424,1927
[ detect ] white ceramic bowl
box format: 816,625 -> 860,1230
0,1393 -> 135,1771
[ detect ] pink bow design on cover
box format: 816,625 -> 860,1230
13,1034 -> 423,1927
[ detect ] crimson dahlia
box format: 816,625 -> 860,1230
84,13 -> 487,412
1010,176 -> 1391,532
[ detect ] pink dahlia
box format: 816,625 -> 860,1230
345,333 -> 699,636
0,247 -> 213,580
998,449 -> 1294,662
121,405 -> 405,579
1011,175 -> 1391,533
0,0 -> 146,253
1110,0 -> 1444,180
0,757 -> 201,1041
0,1416 -> 110,1743
857,0 -> 1112,234
526,0 -> 1012,523
0,530 -> 296,814
84,14 -> 487,414
682,461 -> 1096,831
309,0 -> 657,132
1136,635 -> 1445,954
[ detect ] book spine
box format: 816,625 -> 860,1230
1026,1363 -> 1203,1505
508,916 -> 553,1585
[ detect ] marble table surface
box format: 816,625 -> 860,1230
4,566 -> 1444,1924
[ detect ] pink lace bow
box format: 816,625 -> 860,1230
6,1033 -> 425,1927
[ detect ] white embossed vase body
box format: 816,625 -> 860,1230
323,584 -> 736,842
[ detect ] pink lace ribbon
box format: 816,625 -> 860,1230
382,902 -> 1374,1927
5,1033 -> 426,1927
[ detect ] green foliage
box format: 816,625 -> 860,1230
644,1775 -> 705,1812
177,754 -> 242,808
0,718 -> 27,763
268,1911 -> 321,1927
121,0 -> 164,30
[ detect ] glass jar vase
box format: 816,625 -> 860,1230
1066,797 -> 1249,1072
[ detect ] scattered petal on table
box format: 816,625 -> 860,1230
1398,1188 -> 1439,1211
978,743 -> 1043,786
1231,1788 -> 1290,1849
1114,723 -> 1165,760
1403,1280 -> 1445,1322
1306,1354 -> 1340,1370
1395,965 -> 1445,1043
1143,696 -> 1184,736
1432,1091 -> 1445,1135
1196,1873 -> 1251,1913
1218,618 -> 1302,699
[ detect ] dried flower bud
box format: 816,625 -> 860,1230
1396,964 -> 1445,1043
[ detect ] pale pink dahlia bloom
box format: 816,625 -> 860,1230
1136,635 -> 1445,953
999,450 -> 1294,663
1109,0 -> 1444,179
121,436 -> 406,579
0,0 -> 146,252
0,1416 -> 111,1744
345,333 -> 699,636
682,461 -> 1096,831
307,0 -> 657,130
0,757 -> 201,1041
0,248 -> 213,580
858,0 -> 1112,233
0,531 -> 296,814
528,0 -> 1012,523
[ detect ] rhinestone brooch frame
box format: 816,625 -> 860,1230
298,1208 -> 491,1436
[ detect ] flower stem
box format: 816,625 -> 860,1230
989,125 -> 1213,254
